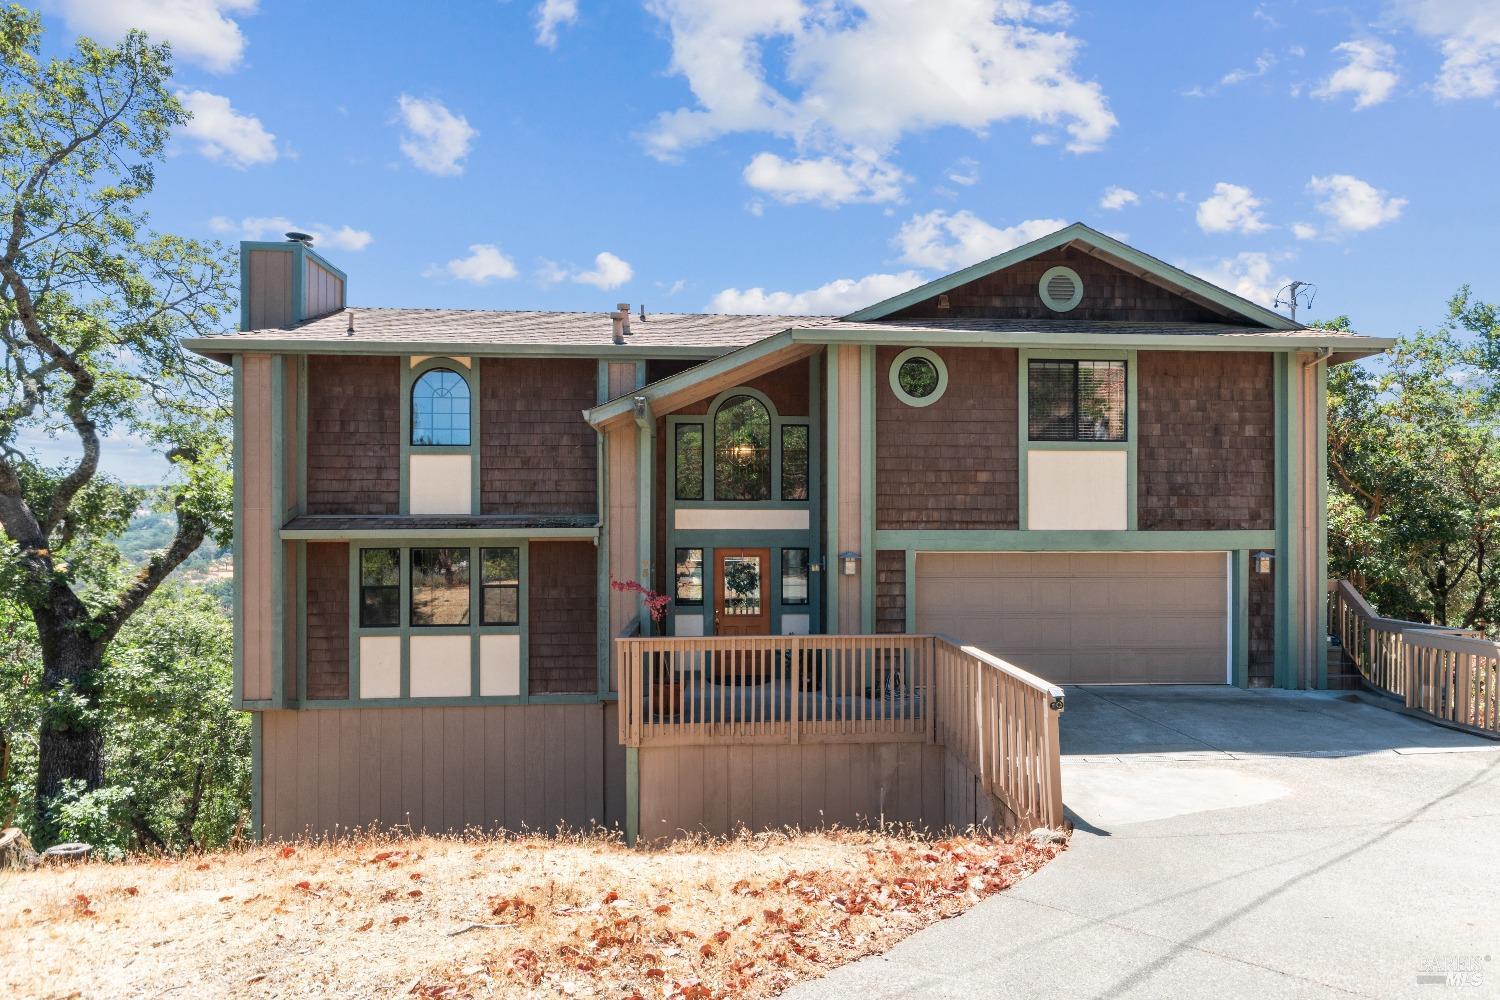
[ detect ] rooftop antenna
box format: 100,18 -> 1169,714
1274,280 -> 1316,322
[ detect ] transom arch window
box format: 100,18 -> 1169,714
713,393 -> 772,501
411,367 -> 471,446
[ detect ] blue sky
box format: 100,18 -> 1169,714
27,0 -> 1500,479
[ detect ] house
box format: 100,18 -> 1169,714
186,223 -> 1392,842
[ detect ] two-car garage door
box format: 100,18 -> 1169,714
914,552 -> 1229,684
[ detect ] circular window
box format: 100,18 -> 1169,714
889,348 -> 948,407
1039,265 -> 1083,312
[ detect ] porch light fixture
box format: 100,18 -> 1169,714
839,551 -> 861,576
1252,550 -> 1275,575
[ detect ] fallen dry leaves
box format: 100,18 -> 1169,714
1,826 -> 1063,999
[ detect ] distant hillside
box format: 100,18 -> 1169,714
119,501 -> 233,606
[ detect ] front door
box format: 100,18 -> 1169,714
714,548 -> 771,635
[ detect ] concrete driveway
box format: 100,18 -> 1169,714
788,686 -> 1500,1000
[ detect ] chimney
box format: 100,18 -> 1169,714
238,232 -> 347,332
618,303 -> 631,336
610,307 -> 625,345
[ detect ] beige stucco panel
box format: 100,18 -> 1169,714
410,634 -> 472,697
479,634 -> 521,697
1026,450 -> 1128,530
673,508 -> 810,531
359,635 -> 402,699
409,453 -> 472,515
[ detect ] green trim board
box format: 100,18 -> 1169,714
860,345 -> 875,632
886,347 -> 949,407
1272,352 -> 1301,689
250,712 -> 263,841
1016,347 -> 1137,532
303,538 -> 533,709
269,358 -> 286,707
840,222 -> 1301,330
280,525 -> 598,540
1233,549 -> 1251,687
1315,359 -> 1330,689
824,347 -> 839,631
874,529 -> 1276,551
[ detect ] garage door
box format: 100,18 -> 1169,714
915,552 -> 1228,685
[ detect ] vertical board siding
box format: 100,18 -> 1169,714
246,249 -> 294,330
529,541 -> 599,694
305,355 -> 401,514
888,246 -> 1227,323
1137,351 -> 1275,531
479,358 -> 597,515
260,704 -> 610,839
305,542 -> 350,700
637,743 -> 944,842
281,356 -> 302,516
241,354 -> 276,701
875,550 -> 907,634
302,257 -> 344,321
1249,565 -> 1275,687
606,424 -> 639,647
876,347 -> 1018,530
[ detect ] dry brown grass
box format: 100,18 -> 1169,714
3,826 -> 1063,999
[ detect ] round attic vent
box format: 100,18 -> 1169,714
1039,265 -> 1083,312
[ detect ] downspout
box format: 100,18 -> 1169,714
1298,348 -> 1332,688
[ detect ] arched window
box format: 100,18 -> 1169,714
411,368 -> 470,446
713,394 -> 771,501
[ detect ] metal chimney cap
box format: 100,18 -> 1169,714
285,231 -> 314,245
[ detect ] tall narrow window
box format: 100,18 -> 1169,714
480,547 -> 520,626
411,547 -> 470,626
781,548 -> 809,606
675,548 -> 704,606
780,425 -> 809,501
675,423 -> 704,500
411,368 -> 471,446
359,548 -> 400,627
713,395 -> 771,501
1028,359 -> 1127,442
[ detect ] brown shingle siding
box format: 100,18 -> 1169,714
480,358 -> 597,515
673,358 -> 810,417
1137,351 -> 1275,531
890,246 -> 1230,324
306,355 -> 401,514
528,541 -> 598,695
305,542 -> 349,700
876,347 -> 1018,530
875,551 -> 906,634
1249,566 -> 1275,687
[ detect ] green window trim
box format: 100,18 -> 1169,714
713,393 -> 773,502
888,347 -> 948,407
358,547 -> 400,628
780,424 -> 810,501
781,547 -> 810,606
480,546 -> 521,626
410,546 -> 473,627
674,547 -> 705,606
410,367 -> 472,447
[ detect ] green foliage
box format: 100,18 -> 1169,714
1326,292 -> 1500,630
1,585 -> 249,854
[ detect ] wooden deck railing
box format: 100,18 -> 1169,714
616,633 -> 1066,827
1329,579 -> 1498,735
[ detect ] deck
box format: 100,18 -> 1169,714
615,634 -> 1065,842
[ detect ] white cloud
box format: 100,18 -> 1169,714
1307,174 -> 1406,232
709,271 -> 926,316
47,0 -> 255,73
1188,252 -> 1292,309
894,211 -> 1064,271
1292,222 -> 1320,240
175,90 -> 275,168
1312,39 -> 1399,109
1196,182 -> 1269,234
428,244 -> 518,284
1395,0 -> 1500,100
945,157 -> 980,186
643,0 -> 1116,204
1220,51 -> 1276,87
209,215 -> 372,251
539,251 -> 635,290
1099,185 -> 1138,210
535,0 -> 579,48
394,95 -> 477,176
742,150 -> 906,206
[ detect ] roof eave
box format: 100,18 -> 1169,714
788,327 -> 1394,353
181,336 -> 733,362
